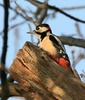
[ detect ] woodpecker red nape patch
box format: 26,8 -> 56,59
47,26 -> 51,30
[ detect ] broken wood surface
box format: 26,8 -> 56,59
10,42 -> 85,100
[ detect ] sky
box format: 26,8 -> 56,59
0,0 -> 85,99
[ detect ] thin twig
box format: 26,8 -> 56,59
9,20 -> 27,30
71,49 -> 75,69
75,22 -> 84,38
0,4 -> 28,20
0,21 -> 27,35
61,5 -> 85,11
15,1 -> 38,26
28,24 -> 34,43
72,54 -> 84,68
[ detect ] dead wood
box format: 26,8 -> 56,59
10,42 -> 85,100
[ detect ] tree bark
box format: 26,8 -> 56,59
10,42 -> 85,100
0,83 -> 20,97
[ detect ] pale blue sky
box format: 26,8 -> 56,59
0,0 -> 85,99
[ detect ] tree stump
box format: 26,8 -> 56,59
10,42 -> 85,100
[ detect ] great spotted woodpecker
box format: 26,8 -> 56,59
31,23 -> 72,72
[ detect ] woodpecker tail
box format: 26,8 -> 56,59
48,54 -> 72,72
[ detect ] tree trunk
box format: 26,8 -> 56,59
10,42 -> 85,100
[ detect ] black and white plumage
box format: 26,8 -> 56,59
32,23 -> 72,71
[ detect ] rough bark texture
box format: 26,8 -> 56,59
10,42 -> 85,100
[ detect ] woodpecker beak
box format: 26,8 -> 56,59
27,30 -> 35,34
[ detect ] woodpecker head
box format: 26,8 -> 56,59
34,24 -> 52,33
32,24 -> 52,41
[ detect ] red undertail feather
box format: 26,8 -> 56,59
48,54 -> 72,71
58,58 -> 71,71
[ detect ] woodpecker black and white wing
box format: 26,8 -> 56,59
49,35 -> 65,51
49,35 -> 70,61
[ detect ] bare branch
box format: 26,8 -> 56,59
48,5 -> 85,24
26,0 -> 45,9
1,3 -> 85,23
1,0 -> 10,99
59,36 -> 85,48
27,0 -> 85,24
36,0 -> 48,24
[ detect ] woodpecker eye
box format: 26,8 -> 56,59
36,26 -> 40,30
